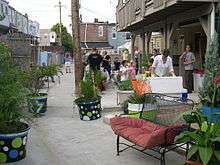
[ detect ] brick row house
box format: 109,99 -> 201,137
80,19 -> 131,54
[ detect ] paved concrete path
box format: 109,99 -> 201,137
9,70 -> 185,165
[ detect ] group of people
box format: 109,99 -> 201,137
150,45 -> 195,93
85,48 -> 112,76
84,48 -> 137,82
84,45 -> 196,93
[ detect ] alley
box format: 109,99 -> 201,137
10,69 -> 185,165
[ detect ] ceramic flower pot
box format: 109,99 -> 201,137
76,99 -> 102,121
128,103 -> 143,112
201,106 -> 220,123
0,122 -> 30,163
28,93 -> 48,114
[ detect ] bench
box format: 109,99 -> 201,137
110,93 -> 194,165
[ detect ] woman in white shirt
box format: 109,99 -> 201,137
151,49 -> 175,77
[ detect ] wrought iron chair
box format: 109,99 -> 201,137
110,93 -> 194,165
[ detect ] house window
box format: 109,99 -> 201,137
125,33 -> 131,40
112,32 -> 117,39
98,26 -> 103,37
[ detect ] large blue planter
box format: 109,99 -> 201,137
76,99 -> 102,121
201,106 -> 220,123
0,122 -> 30,163
28,93 -> 48,114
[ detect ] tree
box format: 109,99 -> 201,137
51,23 -> 73,52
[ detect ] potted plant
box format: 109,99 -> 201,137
25,64 -> 58,114
0,43 -> 30,163
199,33 -> 220,123
175,111 -> 220,165
126,93 -> 157,120
116,80 -> 134,105
74,71 -> 102,121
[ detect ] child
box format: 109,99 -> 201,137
119,60 -> 128,81
128,61 -> 136,80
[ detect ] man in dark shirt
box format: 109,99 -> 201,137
114,57 -> 121,71
87,48 -> 103,71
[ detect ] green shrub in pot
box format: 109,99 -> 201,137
74,70 -> 102,121
0,43 -> 31,163
24,64 -> 59,114
118,80 -> 132,91
126,94 -> 157,121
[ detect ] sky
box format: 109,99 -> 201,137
8,0 -> 118,32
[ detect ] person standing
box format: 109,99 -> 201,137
151,49 -> 159,60
120,60 -> 129,81
64,55 -> 72,73
102,55 -> 112,77
151,49 -> 175,77
87,48 -> 103,71
180,45 -> 196,93
128,61 -> 136,80
114,57 -> 121,71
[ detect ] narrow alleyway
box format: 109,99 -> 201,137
11,69 -> 185,165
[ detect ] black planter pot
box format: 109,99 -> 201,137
76,99 -> 102,121
0,122 -> 30,163
28,93 -> 48,114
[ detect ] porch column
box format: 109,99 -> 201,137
140,32 -> 146,55
210,3 -> 215,37
164,23 -> 175,49
131,33 -> 136,60
146,31 -> 152,54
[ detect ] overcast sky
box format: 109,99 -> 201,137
8,0 -> 118,32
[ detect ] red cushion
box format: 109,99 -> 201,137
110,117 -> 184,149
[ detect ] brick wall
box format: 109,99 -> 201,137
80,23 -> 108,42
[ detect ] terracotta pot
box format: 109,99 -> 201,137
186,160 -> 204,165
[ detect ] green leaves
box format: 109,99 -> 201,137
118,80 -> 132,91
187,145 -> 198,160
51,23 -> 73,52
0,43 -> 28,125
214,150 -> 220,161
199,146 -> 213,165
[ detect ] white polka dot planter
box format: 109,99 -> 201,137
0,122 -> 30,163
76,99 -> 102,121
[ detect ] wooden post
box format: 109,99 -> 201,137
146,31 -> 152,54
71,0 -> 82,96
140,32 -> 146,55
131,33 -> 136,60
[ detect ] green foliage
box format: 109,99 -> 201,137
25,65 -> 59,95
118,80 -> 132,91
175,111 -> 220,165
127,94 -> 145,104
127,93 -> 157,104
199,33 -> 220,107
75,71 -> 100,104
141,53 -> 150,69
0,43 -> 28,131
51,23 -> 73,52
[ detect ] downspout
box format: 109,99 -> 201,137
84,23 -> 88,49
